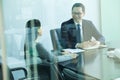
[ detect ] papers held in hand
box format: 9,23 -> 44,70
62,48 -> 85,54
75,36 -> 107,50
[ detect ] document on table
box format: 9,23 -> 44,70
83,45 -> 99,50
62,48 -> 85,53
83,45 -> 107,50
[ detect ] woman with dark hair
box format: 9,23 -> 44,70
24,19 -> 78,79
24,19 -> 51,80
25,19 -> 51,61
25,19 -> 77,62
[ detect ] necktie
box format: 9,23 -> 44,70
76,24 -> 81,43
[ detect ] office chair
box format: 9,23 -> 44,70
50,28 -> 66,51
23,50 -> 51,80
24,48 -> 51,80
0,62 -> 27,80
63,68 -> 98,80
0,63 -> 14,80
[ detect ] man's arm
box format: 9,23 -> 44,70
61,23 -> 68,40
89,21 -> 105,44
61,23 -> 70,48
84,20 -> 105,44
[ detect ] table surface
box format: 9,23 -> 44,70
59,48 -> 120,80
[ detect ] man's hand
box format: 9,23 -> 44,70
75,37 -> 100,49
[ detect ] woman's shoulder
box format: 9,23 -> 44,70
36,42 -> 43,48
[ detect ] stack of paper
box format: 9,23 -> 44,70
83,44 -> 107,50
62,48 -> 84,54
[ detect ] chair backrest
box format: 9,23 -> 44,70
63,68 -> 98,80
0,60 -> 27,80
50,28 -> 65,51
0,63 -> 14,80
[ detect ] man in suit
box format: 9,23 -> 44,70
61,3 -> 105,49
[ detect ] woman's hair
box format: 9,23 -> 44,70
26,19 -> 41,40
26,19 -> 41,28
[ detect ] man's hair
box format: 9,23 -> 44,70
72,3 -> 85,12
26,19 -> 41,28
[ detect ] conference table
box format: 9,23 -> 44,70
58,47 -> 120,80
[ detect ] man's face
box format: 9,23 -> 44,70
72,7 -> 85,23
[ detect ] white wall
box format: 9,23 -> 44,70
2,0 -> 100,57
101,0 -> 120,48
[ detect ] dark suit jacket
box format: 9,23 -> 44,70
36,43 -> 51,61
24,42 -> 51,61
61,18 -> 105,49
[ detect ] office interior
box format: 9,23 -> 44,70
0,0 -> 120,80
